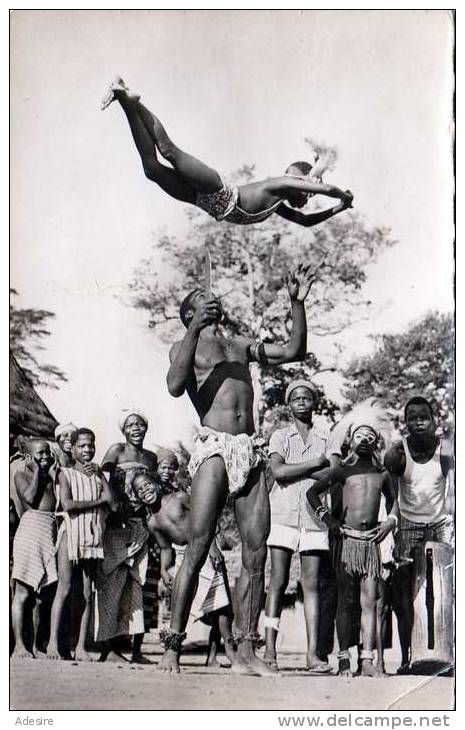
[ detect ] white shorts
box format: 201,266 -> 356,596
267,523 -> 329,553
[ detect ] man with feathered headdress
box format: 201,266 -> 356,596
307,400 -> 399,677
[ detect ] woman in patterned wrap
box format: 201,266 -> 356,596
97,409 -> 158,663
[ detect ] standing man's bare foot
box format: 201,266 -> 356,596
74,648 -> 94,662
11,646 -> 35,660
230,655 -> 259,675
46,645 -> 63,661
33,645 -> 46,659
235,645 -> 279,676
101,76 -> 141,110
361,659 -> 377,677
306,652 -> 331,674
375,662 -> 386,676
158,649 -> 180,673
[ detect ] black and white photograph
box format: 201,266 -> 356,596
9,8 -> 455,716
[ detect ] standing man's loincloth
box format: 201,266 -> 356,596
188,427 -> 265,495
12,510 -> 58,591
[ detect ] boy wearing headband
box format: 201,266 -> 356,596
264,379 -> 340,673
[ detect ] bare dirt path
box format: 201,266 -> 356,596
10,644 -> 453,712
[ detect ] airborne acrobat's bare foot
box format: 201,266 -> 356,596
101,76 -> 141,110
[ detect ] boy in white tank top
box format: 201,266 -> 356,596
384,396 -> 454,674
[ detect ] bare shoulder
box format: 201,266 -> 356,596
263,175 -> 290,191
177,491 -> 190,508
440,438 -> 454,473
384,440 -> 405,474
147,510 -> 160,528
440,438 -> 454,458
169,340 -> 183,362
101,442 -> 125,465
14,468 -> 29,489
323,465 -> 346,483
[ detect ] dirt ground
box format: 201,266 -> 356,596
10,635 -> 454,712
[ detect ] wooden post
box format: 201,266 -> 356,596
410,541 -> 454,670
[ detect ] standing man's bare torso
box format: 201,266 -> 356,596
172,333 -> 255,435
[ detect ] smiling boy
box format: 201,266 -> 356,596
47,428 -> 116,661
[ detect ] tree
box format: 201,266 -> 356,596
342,311 -> 454,434
10,289 -> 67,389
128,151 -> 396,432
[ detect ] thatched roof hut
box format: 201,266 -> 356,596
9,354 -> 58,439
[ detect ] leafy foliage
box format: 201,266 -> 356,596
342,311 -> 454,434
128,158 -> 396,431
10,289 -> 67,389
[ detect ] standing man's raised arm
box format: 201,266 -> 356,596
167,295 -> 221,397
248,265 -> 315,366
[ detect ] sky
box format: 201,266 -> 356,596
10,9 -> 454,459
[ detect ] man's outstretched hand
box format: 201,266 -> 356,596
287,264 -> 318,302
341,190 -> 354,209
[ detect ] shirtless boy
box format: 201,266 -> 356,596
11,440 -> 57,659
132,471 -> 236,667
161,264 -> 314,675
47,428 -> 116,661
384,396 -> 454,674
307,424 -> 399,676
102,77 -> 353,229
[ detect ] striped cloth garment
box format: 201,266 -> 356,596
57,467 -> 105,562
12,510 -> 58,591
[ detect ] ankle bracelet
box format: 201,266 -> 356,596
159,628 -> 187,652
234,631 -> 265,649
360,649 -> 374,660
